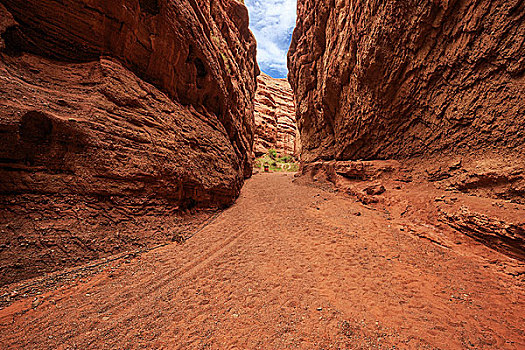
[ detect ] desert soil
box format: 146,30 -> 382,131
1,173 -> 523,349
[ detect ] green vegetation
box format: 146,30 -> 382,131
255,150 -> 299,172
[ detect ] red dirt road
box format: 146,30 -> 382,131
1,173 -> 524,349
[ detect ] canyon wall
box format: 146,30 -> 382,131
0,0 -> 258,285
288,0 -> 524,259
288,0 -> 524,162
254,73 -> 298,157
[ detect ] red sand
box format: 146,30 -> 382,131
1,173 -> 523,349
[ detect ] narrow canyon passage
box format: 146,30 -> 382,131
1,0 -> 523,349
1,173 -> 523,349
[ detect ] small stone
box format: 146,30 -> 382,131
364,183 -> 386,196
316,307 -> 322,311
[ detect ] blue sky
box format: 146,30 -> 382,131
245,0 -> 297,79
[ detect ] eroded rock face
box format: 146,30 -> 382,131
440,206 -> 524,261
254,73 -> 298,157
288,0 -> 525,162
0,0 -> 258,284
289,0 -> 524,259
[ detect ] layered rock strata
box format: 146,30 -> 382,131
0,0 -> 258,285
254,73 -> 298,157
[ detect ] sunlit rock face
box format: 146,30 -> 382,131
288,0 -> 525,163
254,73 -> 299,157
0,0 -> 258,284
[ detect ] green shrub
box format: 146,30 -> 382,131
254,150 -> 299,173
278,155 -> 295,163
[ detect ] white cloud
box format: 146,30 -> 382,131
245,0 -> 297,78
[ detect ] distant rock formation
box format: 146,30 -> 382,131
288,0 -> 524,162
0,0 -> 258,285
254,73 -> 298,158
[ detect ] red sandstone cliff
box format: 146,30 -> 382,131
288,0 -> 524,259
254,73 -> 298,157
0,0 -> 258,284
288,0 -> 524,162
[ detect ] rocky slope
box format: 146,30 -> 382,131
254,73 -> 298,157
288,0 -> 524,162
299,156 -> 524,260
0,0 -> 258,285
288,0 -> 524,259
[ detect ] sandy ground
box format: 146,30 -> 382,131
1,173 -> 523,349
